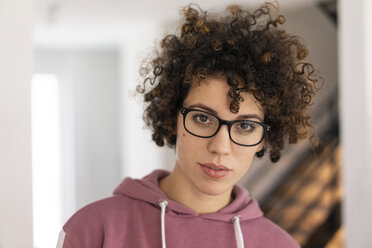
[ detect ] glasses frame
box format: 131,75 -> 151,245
180,106 -> 271,147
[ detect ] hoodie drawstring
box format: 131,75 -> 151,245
158,200 -> 168,248
232,215 -> 245,248
158,200 -> 244,248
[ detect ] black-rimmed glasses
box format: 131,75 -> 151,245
180,106 -> 271,147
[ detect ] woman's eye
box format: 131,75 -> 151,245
238,122 -> 254,131
194,114 -> 210,123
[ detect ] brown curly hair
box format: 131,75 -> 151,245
137,1 -> 321,162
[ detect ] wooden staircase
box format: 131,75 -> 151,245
261,138 -> 343,247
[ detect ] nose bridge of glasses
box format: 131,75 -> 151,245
214,118 -> 232,138
209,120 -> 233,153
218,118 -> 231,126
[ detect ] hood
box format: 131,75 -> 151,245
113,169 -> 263,223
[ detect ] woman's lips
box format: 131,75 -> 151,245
199,163 -> 231,178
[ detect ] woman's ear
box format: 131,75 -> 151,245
255,148 -> 265,157
255,140 -> 265,157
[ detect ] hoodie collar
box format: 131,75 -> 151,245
113,169 -> 263,222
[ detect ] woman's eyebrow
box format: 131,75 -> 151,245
236,114 -> 263,122
187,103 -> 263,122
188,103 -> 218,115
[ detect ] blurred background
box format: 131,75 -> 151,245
1,0 -> 372,247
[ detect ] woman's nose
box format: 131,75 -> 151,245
207,125 -> 232,155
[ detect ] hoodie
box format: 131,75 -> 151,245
57,170 -> 300,248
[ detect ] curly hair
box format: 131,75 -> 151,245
137,1 -> 321,162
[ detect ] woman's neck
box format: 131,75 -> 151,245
159,165 -> 233,214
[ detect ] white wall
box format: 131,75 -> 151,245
0,0 -> 34,247
119,26 -> 175,180
33,22 -> 176,229
339,0 -> 372,247
34,49 -> 122,220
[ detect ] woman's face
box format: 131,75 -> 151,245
174,77 -> 265,197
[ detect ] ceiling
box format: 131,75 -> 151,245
35,0 -> 322,24
34,0 -> 323,47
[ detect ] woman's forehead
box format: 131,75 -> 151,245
184,77 -> 264,118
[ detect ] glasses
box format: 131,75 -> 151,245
180,106 -> 271,147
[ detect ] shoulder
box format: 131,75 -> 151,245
242,217 -> 300,248
65,195 -> 128,224
61,195 -> 135,247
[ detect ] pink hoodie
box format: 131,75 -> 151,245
57,170 -> 299,248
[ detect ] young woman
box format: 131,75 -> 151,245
57,2 -> 319,247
